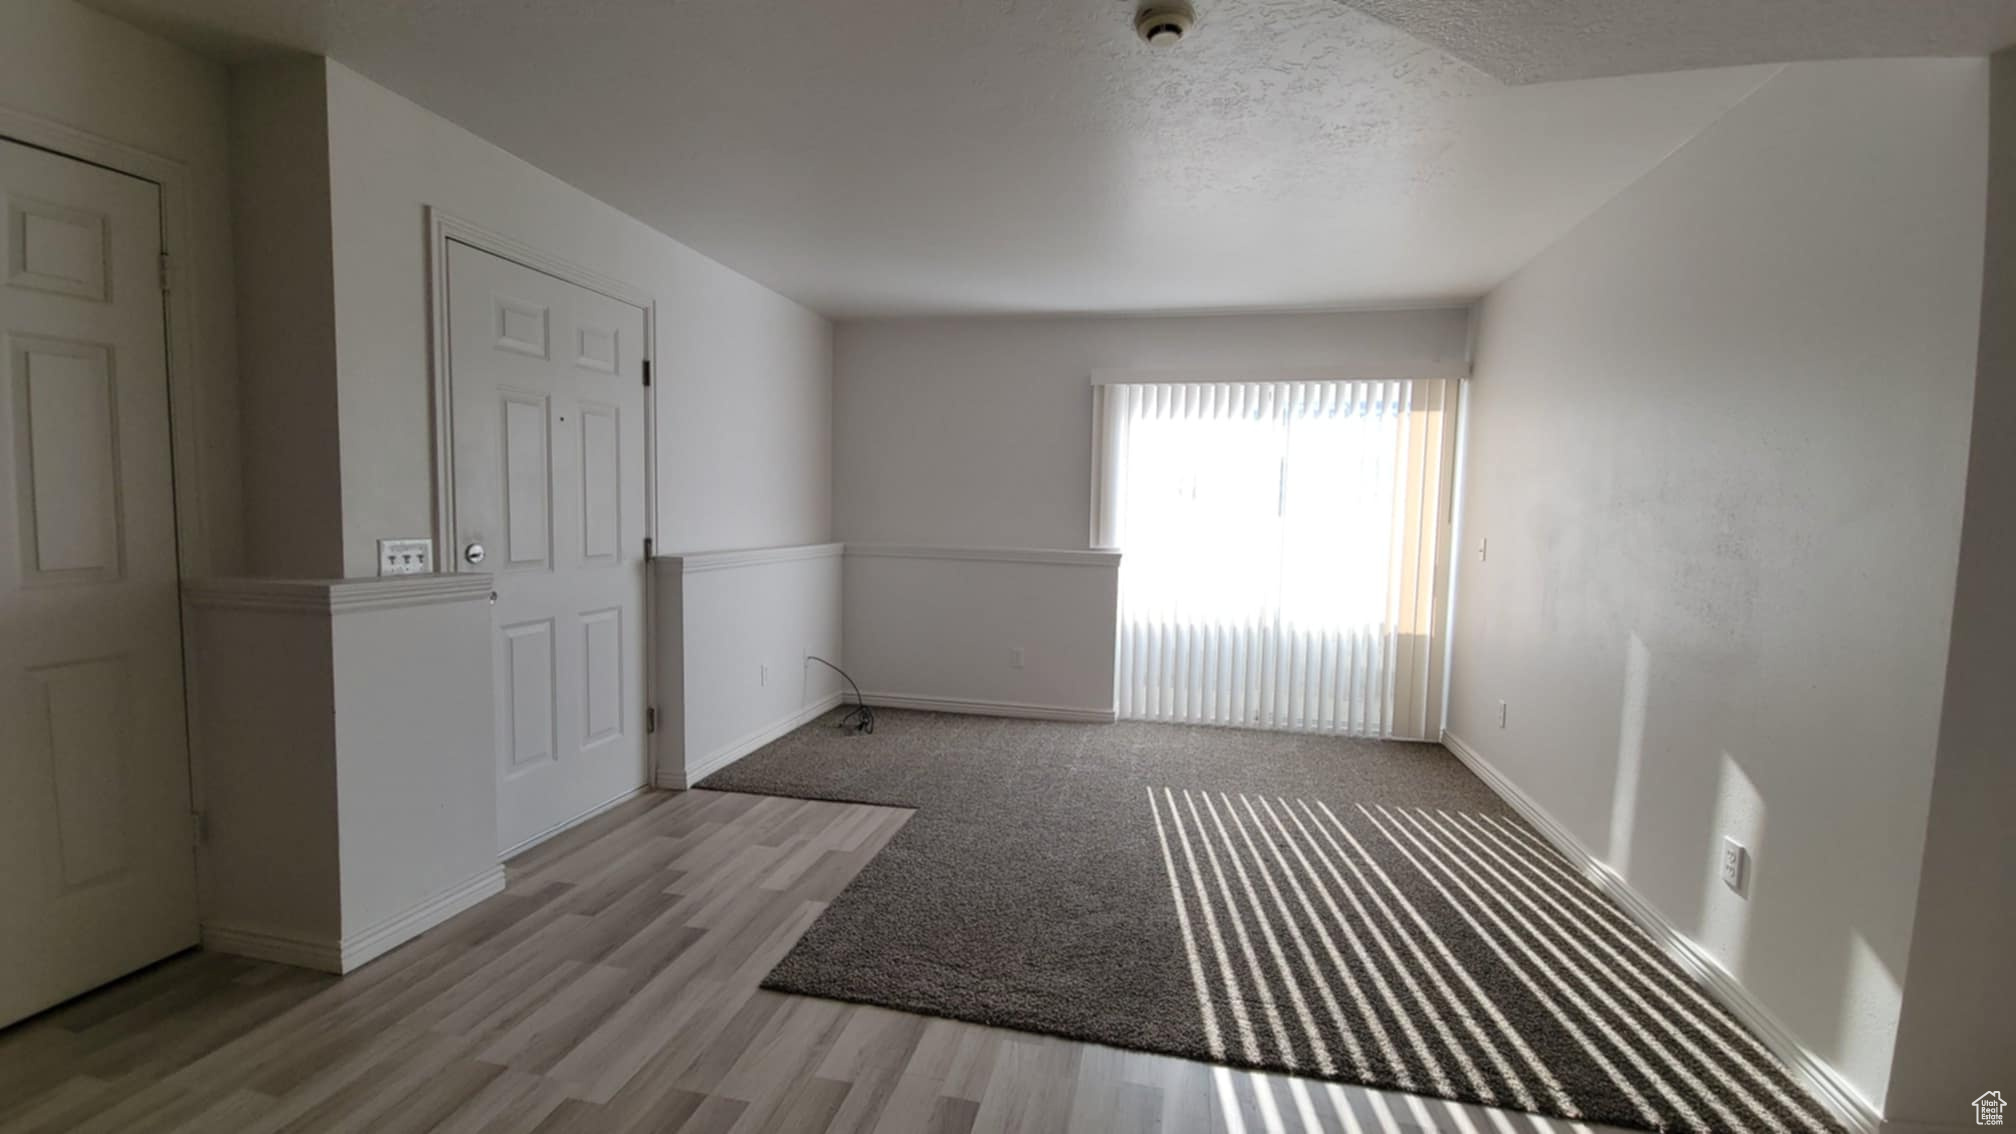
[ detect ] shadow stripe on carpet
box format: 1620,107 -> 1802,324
1148,788 -> 1836,1134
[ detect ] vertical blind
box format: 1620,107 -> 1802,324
1092,380 -> 1454,739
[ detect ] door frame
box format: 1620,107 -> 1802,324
423,208 -> 661,842
0,108 -> 213,580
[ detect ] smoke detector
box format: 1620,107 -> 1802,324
1135,4 -> 1194,46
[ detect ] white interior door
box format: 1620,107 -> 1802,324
0,137 -> 196,1027
446,240 -> 649,856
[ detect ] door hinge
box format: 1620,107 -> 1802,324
159,252 -> 173,294
190,810 -> 207,847
643,536 -> 654,559
646,707 -> 657,734
642,359 -> 652,387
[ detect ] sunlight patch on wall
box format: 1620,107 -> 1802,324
1607,632 -> 1653,877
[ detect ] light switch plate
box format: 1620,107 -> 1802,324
378,538 -> 434,576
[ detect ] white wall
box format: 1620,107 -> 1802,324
183,597 -> 342,945
1881,47 -> 2016,1129
230,58 -> 343,578
317,58 -> 836,805
0,0 -> 244,573
331,591 -> 498,942
654,547 -> 846,786
321,60 -> 833,576
185,576 -> 500,973
844,547 -> 1120,718
1448,59 -> 1989,1111
210,59 -> 841,861
833,309 -> 1470,709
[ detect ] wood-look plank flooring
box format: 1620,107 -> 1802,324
0,790 -> 1625,1133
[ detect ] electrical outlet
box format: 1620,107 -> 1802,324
759,663 -> 769,687
1497,700 -> 1508,728
1721,837 -> 1748,896
1010,647 -> 1025,670
377,538 -> 433,576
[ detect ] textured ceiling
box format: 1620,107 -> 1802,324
1337,0 -> 2016,84
90,0 -> 1787,316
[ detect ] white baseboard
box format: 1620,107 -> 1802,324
201,921 -> 344,974
660,692 -> 847,790
201,864 -> 507,976
861,691 -> 1117,723
1441,731 -> 1884,1134
336,865 -> 506,972
499,785 -> 653,861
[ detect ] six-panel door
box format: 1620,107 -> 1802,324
446,241 -> 649,855
0,137 -> 198,1026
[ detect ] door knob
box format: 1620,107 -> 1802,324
464,542 -> 486,564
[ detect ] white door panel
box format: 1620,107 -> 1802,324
447,241 -> 648,855
0,137 -> 196,1027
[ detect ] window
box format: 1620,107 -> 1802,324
1092,379 -> 1455,738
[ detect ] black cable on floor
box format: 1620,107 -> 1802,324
806,656 -> 875,734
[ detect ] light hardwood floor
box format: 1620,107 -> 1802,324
0,789 -> 1619,1134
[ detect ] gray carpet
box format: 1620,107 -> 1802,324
700,709 -> 1837,1134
